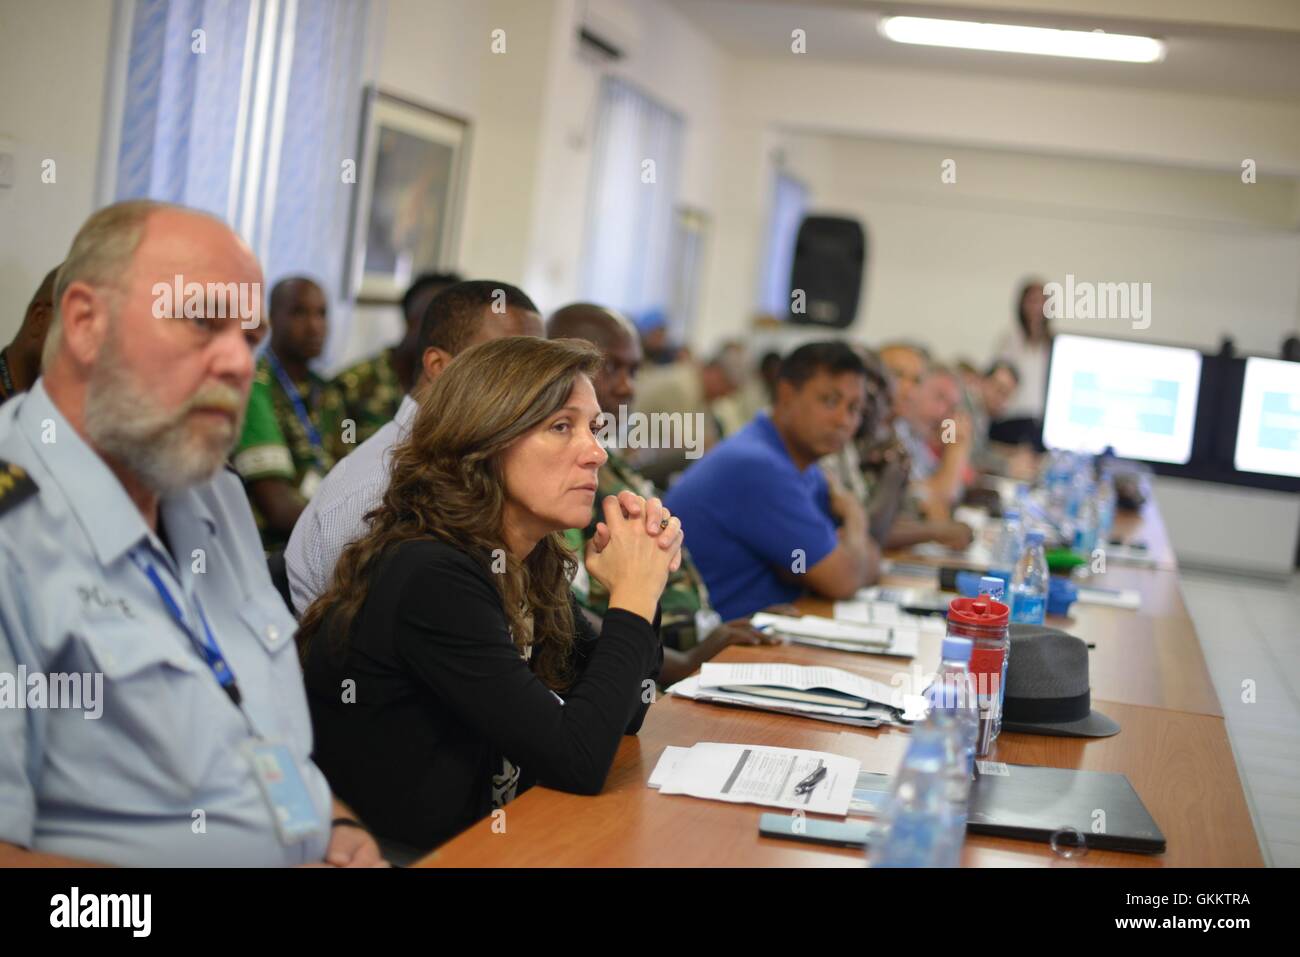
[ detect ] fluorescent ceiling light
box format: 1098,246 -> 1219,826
879,15 -> 1166,63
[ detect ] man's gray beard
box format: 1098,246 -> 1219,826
84,342 -> 245,498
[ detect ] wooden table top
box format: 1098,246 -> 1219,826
416,501 -> 1260,868
418,642 -> 1260,868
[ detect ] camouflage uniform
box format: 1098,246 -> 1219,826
333,348 -> 405,446
564,449 -> 721,652
233,357 -> 348,552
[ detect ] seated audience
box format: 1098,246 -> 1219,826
547,303 -> 781,686
665,341 -> 881,620
711,341 -> 763,436
0,200 -> 380,867
895,362 -> 971,522
878,341 -> 930,416
967,359 -> 1036,478
233,277 -> 349,551
878,344 -> 974,549
298,336 -> 676,856
333,271 -> 461,445
0,266 -> 59,407
285,280 -> 542,614
632,342 -> 742,486
821,345 -> 908,546
636,310 -> 684,365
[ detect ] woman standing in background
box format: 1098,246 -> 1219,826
991,279 -> 1053,448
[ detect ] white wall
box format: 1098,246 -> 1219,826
697,53 -> 1300,354
338,0 -> 728,369
0,0 -> 115,345
8,0 -> 1299,375
338,0 -> 495,368
518,0 -> 725,313
774,133 -> 1300,364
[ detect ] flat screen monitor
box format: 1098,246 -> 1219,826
1042,334 -> 1202,465
1233,356 -> 1300,478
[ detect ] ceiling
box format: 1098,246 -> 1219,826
665,0 -> 1300,103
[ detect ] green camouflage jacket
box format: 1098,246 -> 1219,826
333,348 -> 405,446
233,358 -> 348,551
564,450 -> 719,651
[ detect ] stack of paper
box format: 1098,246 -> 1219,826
668,662 -> 926,728
1076,585 -> 1142,610
751,611 -> 921,658
648,742 -> 861,816
834,599 -> 945,636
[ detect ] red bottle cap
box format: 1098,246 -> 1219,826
947,595 -> 1010,627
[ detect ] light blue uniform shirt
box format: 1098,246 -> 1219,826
285,393 -> 417,615
0,380 -> 331,866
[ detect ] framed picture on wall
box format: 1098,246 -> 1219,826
346,88 -> 470,303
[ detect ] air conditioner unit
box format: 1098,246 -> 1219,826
577,0 -> 638,63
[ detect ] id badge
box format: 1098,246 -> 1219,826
242,739 -> 325,845
299,470 -> 323,500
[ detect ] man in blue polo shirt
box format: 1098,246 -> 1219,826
665,341 -> 881,619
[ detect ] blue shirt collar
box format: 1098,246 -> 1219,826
751,411 -> 811,473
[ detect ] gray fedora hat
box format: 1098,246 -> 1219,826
1001,624 -> 1119,738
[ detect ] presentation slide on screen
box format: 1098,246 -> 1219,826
1234,356 -> 1300,478
1042,334 -> 1202,465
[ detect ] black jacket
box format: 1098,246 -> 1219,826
304,538 -> 661,852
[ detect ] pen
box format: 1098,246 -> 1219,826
793,765 -> 827,795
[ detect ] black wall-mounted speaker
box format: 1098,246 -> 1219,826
788,215 -> 866,328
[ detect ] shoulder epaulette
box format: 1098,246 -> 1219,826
0,459 -> 38,517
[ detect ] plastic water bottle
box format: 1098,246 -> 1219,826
868,726 -> 965,868
1010,530 -> 1049,625
989,509 -> 1023,583
945,596 -> 1009,755
979,576 -> 1009,736
1072,485 -> 1099,557
927,635 -> 978,779
1094,474 -> 1117,543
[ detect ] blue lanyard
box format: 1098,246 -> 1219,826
266,350 -> 326,463
128,549 -> 244,710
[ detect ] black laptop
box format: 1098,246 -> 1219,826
966,762 -> 1166,854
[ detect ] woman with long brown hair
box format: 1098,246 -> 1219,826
297,336 -> 681,858
991,279 -> 1052,447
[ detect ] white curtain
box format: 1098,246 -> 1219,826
580,76 -> 684,325
114,0 -> 373,365
758,170 -> 809,318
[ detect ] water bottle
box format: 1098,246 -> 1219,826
1045,456 -> 1072,532
1067,467 -> 1092,520
946,596 -> 1010,756
1010,530 -> 1049,625
1094,474 -> 1117,543
1072,485 -> 1099,557
926,635 -> 978,779
979,576 -> 1009,736
989,509 -> 1023,582
868,725 -> 965,868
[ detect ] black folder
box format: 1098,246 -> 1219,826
966,762 -> 1166,854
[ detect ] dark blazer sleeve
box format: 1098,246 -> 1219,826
391,545 -> 661,795
570,593 -> 662,735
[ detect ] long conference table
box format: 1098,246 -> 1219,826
418,500 -> 1263,868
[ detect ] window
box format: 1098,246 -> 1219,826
580,76 -> 684,326
757,170 -> 809,318
112,0 -> 372,364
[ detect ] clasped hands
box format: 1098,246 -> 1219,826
584,491 -> 685,619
